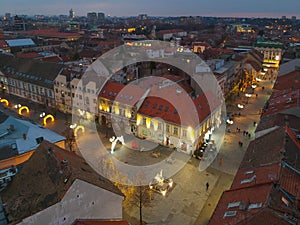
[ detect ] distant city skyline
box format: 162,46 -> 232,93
1,0 -> 300,18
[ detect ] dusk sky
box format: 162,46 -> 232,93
1,0 -> 300,18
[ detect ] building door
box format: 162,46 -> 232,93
101,115 -> 106,126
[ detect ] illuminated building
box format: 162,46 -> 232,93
0,53 -> 61,107
254,41 -> 283,69
98,82 -> 145,134
137,83 -> 222,155
69,9 -> 75,19
98,78 -> 222,155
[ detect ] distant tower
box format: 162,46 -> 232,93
98,12 -> 105,23
151,25 -> 156,38
69,9 -> 75,19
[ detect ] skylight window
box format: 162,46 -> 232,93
245,170 -> 254,174
152,103 -> 157,109
248,203 -> 262,210
145,101 -> 149,106
223,211 -> 237,218
109,91 -> 112,95
174,109 -> 178,114
165,106 -> 169,112
240,175 -> 256,184
227,202 -> 240,209
129,96 -> 133,100
158,105 -> 163,110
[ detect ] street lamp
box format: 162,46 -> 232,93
237,104 -> 244,109
0,98 -> 9,107
245,93 -> 251,104
226,119 -> 234,125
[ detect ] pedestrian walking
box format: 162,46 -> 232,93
219,158 -> 223,167
206,182 -> 209,191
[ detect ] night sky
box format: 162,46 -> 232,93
1,0 -> 300,18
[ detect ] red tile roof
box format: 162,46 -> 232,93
280,162 -> 300,198
138,85 -> 221,127
209,183 -> 273,225
249,49 -> 264,63
245,60 -> 262,72
237,208 -> 291,225
17,52 -> 42,59
285,126 -> 300,150
1,141 -> 123,224
261,89 -> 300,117
273,70 -> 300,91
21,29 -> 81,38
73,220 -> 130,225
99,81 -> 146,106
240,127 -> 284,169
161,74 -> 193,94
40,55 -> 63,63
231,163 -> 280,190
0,40 -> 8,48
256,113 -> 300,132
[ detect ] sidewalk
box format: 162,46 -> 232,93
194,78 -> 275,224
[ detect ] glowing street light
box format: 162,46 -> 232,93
70,123 -> 77,129
226,119 -> 234,125
251,84 -> 257,89
15,105 -> 29,115
245,93 -> 252,98
40,112 -> 46,118
237,104 -> 244,109
0,98 -> 9,106
39,113 -> 55,125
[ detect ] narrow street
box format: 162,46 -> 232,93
194,77 -> 275,224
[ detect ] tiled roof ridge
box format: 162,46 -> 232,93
285,126 -> 300,150
225,181 -> 275,193
236,207 -> 286,225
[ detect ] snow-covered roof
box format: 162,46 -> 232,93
5,38 -> 35,47
0,114 -> 65,155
